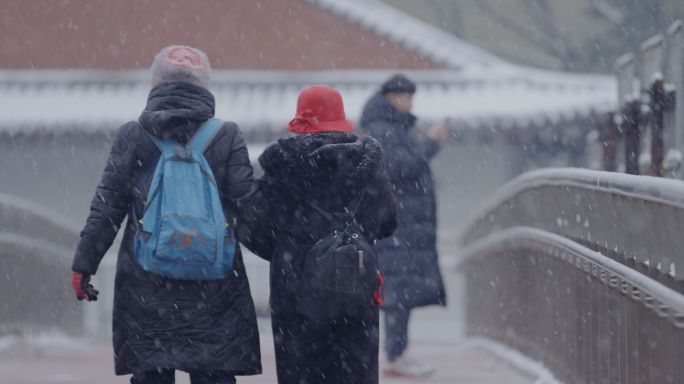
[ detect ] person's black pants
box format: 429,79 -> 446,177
130,369 -> 236,384
384,306 -> 411,361
272,310 -> 380,384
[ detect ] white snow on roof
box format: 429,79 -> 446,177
0,69 -> 615,134
308,0 -> 512,71
0,0 -> 619,135
310,0 -> 616,95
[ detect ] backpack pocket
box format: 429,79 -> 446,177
295,229 -> 378,321
156,213 -> 218,265
334,244 -> 360,294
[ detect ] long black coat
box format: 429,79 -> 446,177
360,93 -> 446,309
71,82 -> 261,376
237,133 -> 397,384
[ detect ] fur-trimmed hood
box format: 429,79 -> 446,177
258,132 -> 383,199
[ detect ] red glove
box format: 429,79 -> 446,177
72,272 -> 99,301
373,271 -> 384,305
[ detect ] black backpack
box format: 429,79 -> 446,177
296,195 -> 383,321
267,178 -> 383,321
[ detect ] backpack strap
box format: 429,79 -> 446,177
262,176 -> 365,223
300,196 -> 335,223
308,191 -> 365,220
189,118 -> 224,154
349,192 -> 366,215
135,119 -> 223,223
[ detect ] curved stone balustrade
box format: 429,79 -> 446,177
0,193 -> 80,250
461,227 -> 684,383
459,169 -> 684,383
461,168 -> 684,287
0,194 -> 81,334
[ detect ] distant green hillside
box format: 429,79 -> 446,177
383,0 -> 684,73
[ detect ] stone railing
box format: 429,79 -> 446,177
460,169 -> 684,383
0,193 -> 81,333
462,168 -> 684,291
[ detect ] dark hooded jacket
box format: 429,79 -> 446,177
237,132 -> 397,384
71,81 -> 261,376
360,92 -> 446,309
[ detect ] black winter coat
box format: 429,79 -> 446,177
71,82 -> 261,376
237,133 -> 397,384
360,93 -> 446,309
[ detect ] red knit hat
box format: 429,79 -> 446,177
288,85 -> 356,134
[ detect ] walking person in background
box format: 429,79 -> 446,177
361,74 -> 448,379
70,45 -> 262,384
237,85 -> 398,384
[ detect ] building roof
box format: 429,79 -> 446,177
0,0 -> 439,70
308,0 -> 510,71
0,68 -> 615,135
0,0 -> 616,136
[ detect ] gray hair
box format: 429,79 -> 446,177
150,45 -> 212,88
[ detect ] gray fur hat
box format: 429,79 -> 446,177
150,45 -> 212,88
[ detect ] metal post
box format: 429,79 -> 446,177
616,53 -> 637,107
602,112 -> 618,171
666,21 -> 684,177
650,79 -> 666,176
624,99 -> 642,175
640,34 -> 666,176
615,53 -> 638,174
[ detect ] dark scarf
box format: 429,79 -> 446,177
139,81 -> 215,143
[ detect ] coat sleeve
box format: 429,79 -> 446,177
72,124 -> 136,274
373,165 -> 399,240
358,156 -> 398,241
365,121 -> 428,181
222,122 -> 254,201
217,123 -> 273,260
412,130 -> 441,160
235,176 -> 285,261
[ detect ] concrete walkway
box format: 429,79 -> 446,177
0,268 -> 551,383
0,332 -> 536,384
0,266 -> 554,384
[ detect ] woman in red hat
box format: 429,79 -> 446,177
237,85 -> 398,384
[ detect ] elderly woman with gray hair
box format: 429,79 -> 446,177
70,45 -> 261,384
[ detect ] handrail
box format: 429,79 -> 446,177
459,225 -> 684,383
0,192 -> 80,248
461,227 -> 684,325
0,194 -> 81,334
459,168 -> 684,382
461,168 -> 684,282
0,234 -> 80,334
0,233 -> 73,263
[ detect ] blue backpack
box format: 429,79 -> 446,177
134,118 -> 236,280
